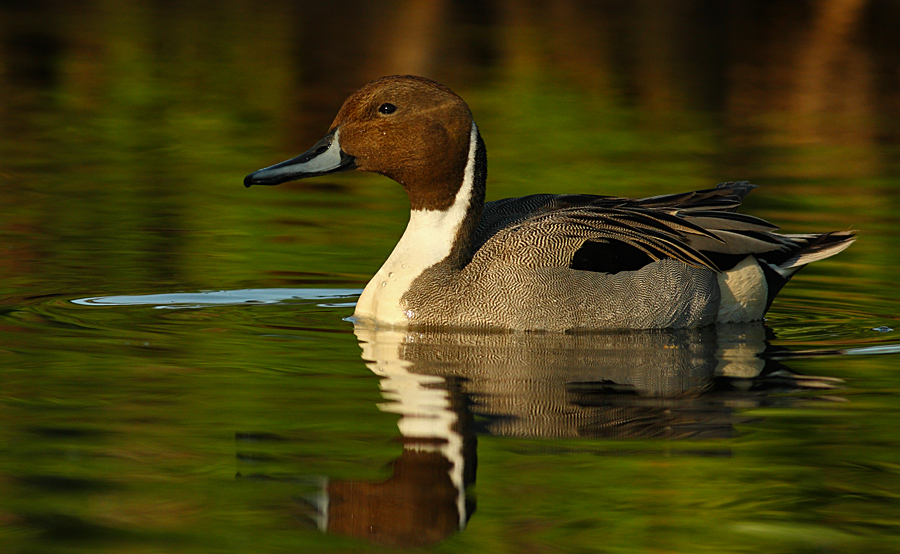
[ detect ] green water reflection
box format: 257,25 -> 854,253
2,1 -> 900,553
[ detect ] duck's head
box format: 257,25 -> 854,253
244,75 -> 478,211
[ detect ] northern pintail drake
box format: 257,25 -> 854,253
245,75 -> 855,331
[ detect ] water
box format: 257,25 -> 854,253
3,1 -> 900,552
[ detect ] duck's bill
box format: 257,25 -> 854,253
244,129 -> 356,187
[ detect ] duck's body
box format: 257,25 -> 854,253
245,76 -> 854,331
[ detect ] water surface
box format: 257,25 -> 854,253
2,2 -> 900,553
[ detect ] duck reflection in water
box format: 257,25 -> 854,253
237,323 -> 839,547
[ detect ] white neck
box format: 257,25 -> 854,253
354,122 -> 479,326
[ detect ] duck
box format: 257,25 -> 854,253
244,75 -> 855,331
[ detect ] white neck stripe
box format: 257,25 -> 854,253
353,121 -> 480,325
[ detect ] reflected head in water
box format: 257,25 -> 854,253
239,322 -> 841,547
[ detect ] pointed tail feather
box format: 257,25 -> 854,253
777,230 -> 856,275
755,230 -> 855,312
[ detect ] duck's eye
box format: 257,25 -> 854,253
378,103 -> 397,115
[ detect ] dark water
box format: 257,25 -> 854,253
3,1 -> 900,552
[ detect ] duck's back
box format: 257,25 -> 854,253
400,182 -> 853,331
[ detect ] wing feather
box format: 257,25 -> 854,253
471,182 -> 852,275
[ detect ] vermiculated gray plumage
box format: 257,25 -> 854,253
402,181 -> 854,331
245,75 -> 855,331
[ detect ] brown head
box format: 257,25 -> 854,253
244,75 -> 477,211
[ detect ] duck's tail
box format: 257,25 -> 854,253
769,230 -> 856,278
755,230 -> 855,312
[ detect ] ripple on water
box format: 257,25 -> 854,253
0,289 -> 362,343
765,295 -> 900,350
71,288 -> 361,309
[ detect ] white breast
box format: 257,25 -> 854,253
353,122 -> 480,326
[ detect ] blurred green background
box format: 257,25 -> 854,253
2,1 -> 900,553
2,0 -> 899,300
